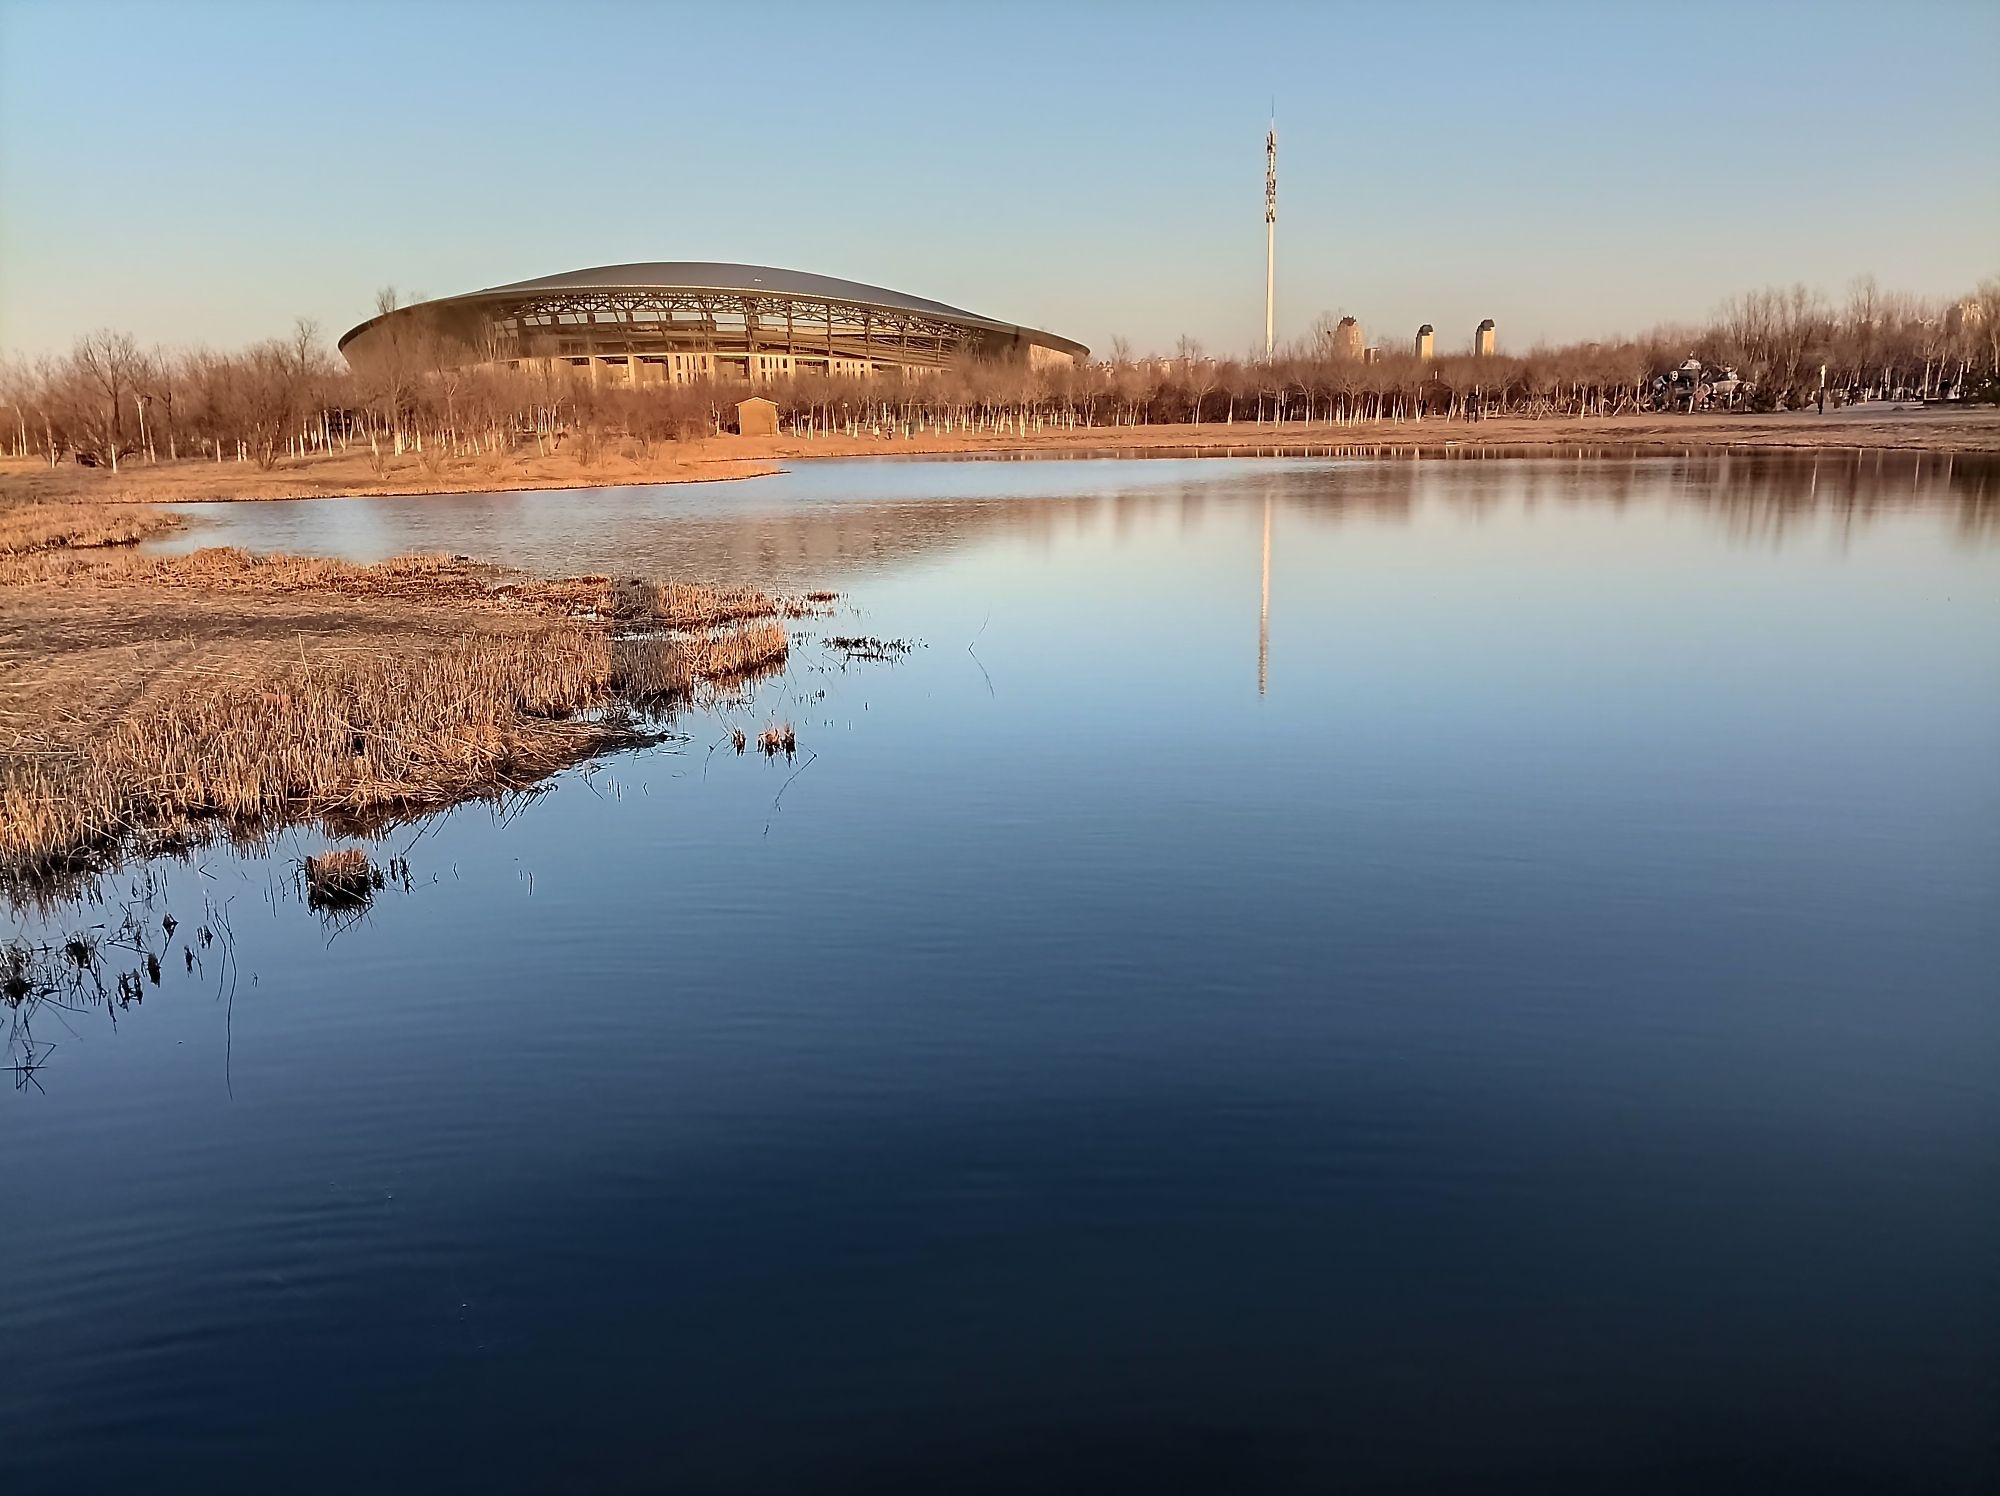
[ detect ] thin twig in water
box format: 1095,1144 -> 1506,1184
968,611 -> 995,697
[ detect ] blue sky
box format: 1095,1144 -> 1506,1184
2,0 -> 1995,359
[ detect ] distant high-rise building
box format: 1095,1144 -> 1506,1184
1475,318 -> 1496,357
1333,316 -> 1364,361
1415,323 -> 1434,360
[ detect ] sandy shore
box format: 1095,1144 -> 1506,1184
2,406 -> 1994,509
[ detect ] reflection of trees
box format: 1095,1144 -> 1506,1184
1206,448 -> 2000,551
175,451 -> 1996,588
615,452 -> 1999,583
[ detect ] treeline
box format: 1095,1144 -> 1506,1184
3,276 -> 1996,469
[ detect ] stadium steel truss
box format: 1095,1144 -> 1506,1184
338,262 -> 1087,385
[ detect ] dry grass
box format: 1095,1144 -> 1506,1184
758,721 -> 797,758
0,498 -> 180,554
0,548 -> 796,896
0,546 -> 504,597
0,448 -> 781,507
0,624 -> 790,895
0,544 -> 821,634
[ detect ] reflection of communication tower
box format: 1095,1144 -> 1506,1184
1264,123 -> 1278,360
1258,496 -> 1272,696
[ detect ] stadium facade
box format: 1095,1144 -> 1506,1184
338,262 -> 1087,386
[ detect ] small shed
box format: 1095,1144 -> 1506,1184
735,396 -> 779,438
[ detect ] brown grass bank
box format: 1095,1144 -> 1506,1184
0,532 -> 805,901
0,447 -> 779,506
0,496 -> 182,553
0,544 -> 787,626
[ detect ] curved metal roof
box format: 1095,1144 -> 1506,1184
339,262 -> 1085,356
485,262 -> 986,322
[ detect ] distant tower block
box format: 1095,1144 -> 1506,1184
1334,316 -> 1364,361
1475,318 -> 1496,357
1415,323 -> 1434,360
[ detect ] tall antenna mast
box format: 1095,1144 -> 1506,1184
1264,114 -> 1277,360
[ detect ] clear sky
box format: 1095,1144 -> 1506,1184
2,0 -> 1995,360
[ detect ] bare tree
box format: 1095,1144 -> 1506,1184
70,330 -> 142,470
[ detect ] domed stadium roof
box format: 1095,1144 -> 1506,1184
339,262 -> 1085,360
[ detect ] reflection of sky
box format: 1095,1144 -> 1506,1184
8,455 -> 1999,1488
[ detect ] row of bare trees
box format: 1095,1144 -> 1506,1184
0,321 -> 338,471
3,275 -> 1995,469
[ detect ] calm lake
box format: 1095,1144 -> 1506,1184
6,452 -> 1998,1493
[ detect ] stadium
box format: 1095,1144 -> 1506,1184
337,262 -> 1088,386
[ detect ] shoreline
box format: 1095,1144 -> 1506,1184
2,407 -> 1994,509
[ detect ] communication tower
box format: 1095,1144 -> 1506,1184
1264,120 -> 1277,360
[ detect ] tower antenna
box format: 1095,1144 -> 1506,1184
1264,113 -> 1278,360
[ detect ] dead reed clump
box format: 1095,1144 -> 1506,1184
604,577 -> 781,629
300,847 -> 381,910
606,635 -> 696,708
678,620 -> 791,686
2,943 -> 33,1006
607,621 -> 789,710
758,722 -> 797,758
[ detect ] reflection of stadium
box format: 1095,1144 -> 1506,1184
338,262 -> 1088,385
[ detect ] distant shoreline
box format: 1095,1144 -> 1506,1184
1,406 -> 1994,508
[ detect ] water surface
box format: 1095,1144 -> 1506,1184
10,452 -> 1999,1493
